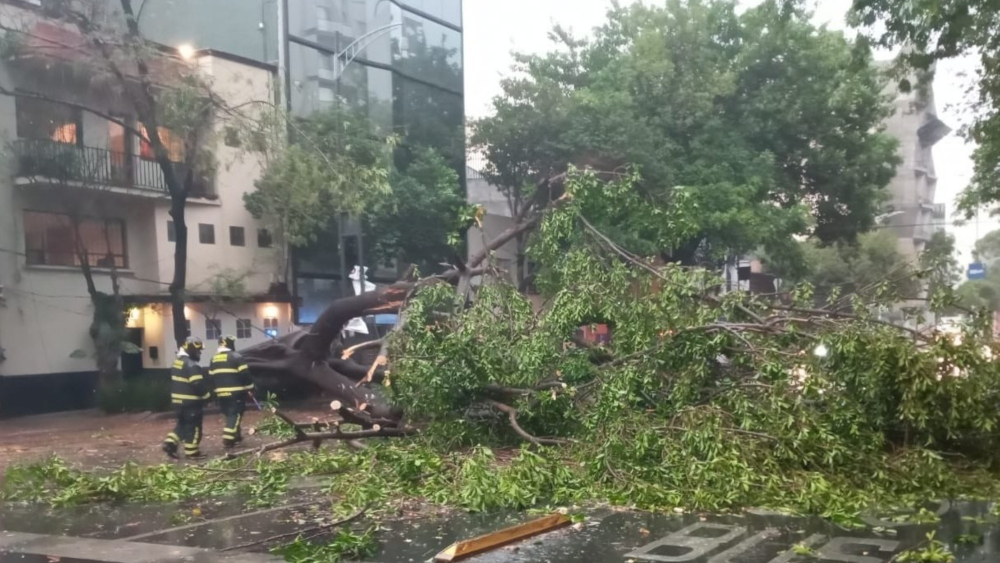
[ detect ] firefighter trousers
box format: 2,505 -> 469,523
219,396 -> 246,448
165,403 -> 204,457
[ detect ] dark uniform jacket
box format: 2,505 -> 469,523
208,349 -> 254,397
170,354 -> 210,405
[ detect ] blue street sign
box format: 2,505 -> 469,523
968,262 -> 986,280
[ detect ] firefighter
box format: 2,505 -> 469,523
163,337 -> 209,459
209,335 -> 254,449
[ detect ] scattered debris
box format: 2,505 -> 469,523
433,512 -> 571,562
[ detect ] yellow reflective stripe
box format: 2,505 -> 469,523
210,368 -> 239,375
212,354 -> 228,362
215,386 -> 247,394
172,360 -> 184,368
171,393 -> 207,400
171,376 -> 189,383
188,374 -> 204,382
243,384 -> 255,390
237,364 -> 249,372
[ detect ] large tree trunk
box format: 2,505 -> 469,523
168,196 -> 189,347
241,284 -> 410,426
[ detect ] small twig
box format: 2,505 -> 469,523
220,504 -> 370,552
224,426 -> 417,459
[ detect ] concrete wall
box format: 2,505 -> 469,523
466,168 -> 519,283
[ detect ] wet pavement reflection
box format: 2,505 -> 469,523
1,496 -> 998,562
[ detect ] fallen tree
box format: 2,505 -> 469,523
240,168 -> 1000,486
238,171 -> 572,432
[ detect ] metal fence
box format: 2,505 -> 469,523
12,138 -> 212,196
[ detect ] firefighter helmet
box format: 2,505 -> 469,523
220,335 -> 236,349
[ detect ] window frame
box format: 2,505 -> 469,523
258,228 -> 273,248
198,223 -> 216,245
229,226 -> 246,247
205,318 -> 222,341
23,209 -> 128,269
15,95 -> 84,147
263,317 -> 279,338
236,318 -> 252,339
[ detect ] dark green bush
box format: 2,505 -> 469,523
98,374 -> 171,413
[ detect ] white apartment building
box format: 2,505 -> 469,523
0,3 -> 293,415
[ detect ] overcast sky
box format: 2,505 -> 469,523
463,0 -> 990,268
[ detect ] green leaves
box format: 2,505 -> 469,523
244,106 -> 393,250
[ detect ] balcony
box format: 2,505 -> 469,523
11,139 -> 212,197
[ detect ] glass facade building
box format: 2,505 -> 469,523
287,0 -> 464,324
137,0 -> 464,324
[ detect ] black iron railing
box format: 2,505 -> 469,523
11,138 -> 213,196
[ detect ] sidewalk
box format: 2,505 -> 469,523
0,405 -> 332,474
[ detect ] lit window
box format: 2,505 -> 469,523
24,211 -> 126,268
16,97 -> 82,145
237,318 -> 252,339
263,317 -> 278,338
206,318 -> 222,340
139,124 -> 185,162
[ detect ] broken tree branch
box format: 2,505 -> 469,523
220,504 -> 370,552
225,426 -> 418,459
484,400 -> 570,446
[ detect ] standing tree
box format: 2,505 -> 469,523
473,0 -> 899,275
242,105 -> 392,283
920,230 -> 961,300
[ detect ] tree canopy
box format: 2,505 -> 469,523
766,230 -> 920,305
473,0 -> 900,266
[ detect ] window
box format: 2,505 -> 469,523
199,223 -> 215,245
167,220 -> 176,242
206,318 -> 222,340
318,87 -> 336,103
263,317 -> 278,338
236,318 -> 252,339
229,226 -> 245,247
108,117 -> 133,184
258,228 -> 273,248
16,97 -> 82,145
223,126 -> 241,148
139,124 -> 185,162
24,211 -> 126,268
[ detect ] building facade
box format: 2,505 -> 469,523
881,67 -> 951,261
285,0 -> 465,324
126,0 -> 466,324
0,1 -> 293,416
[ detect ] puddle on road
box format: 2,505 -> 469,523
365,501 -> 1000,563
2,497 -> 998,562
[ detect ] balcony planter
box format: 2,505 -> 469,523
15,140 -> 84,182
